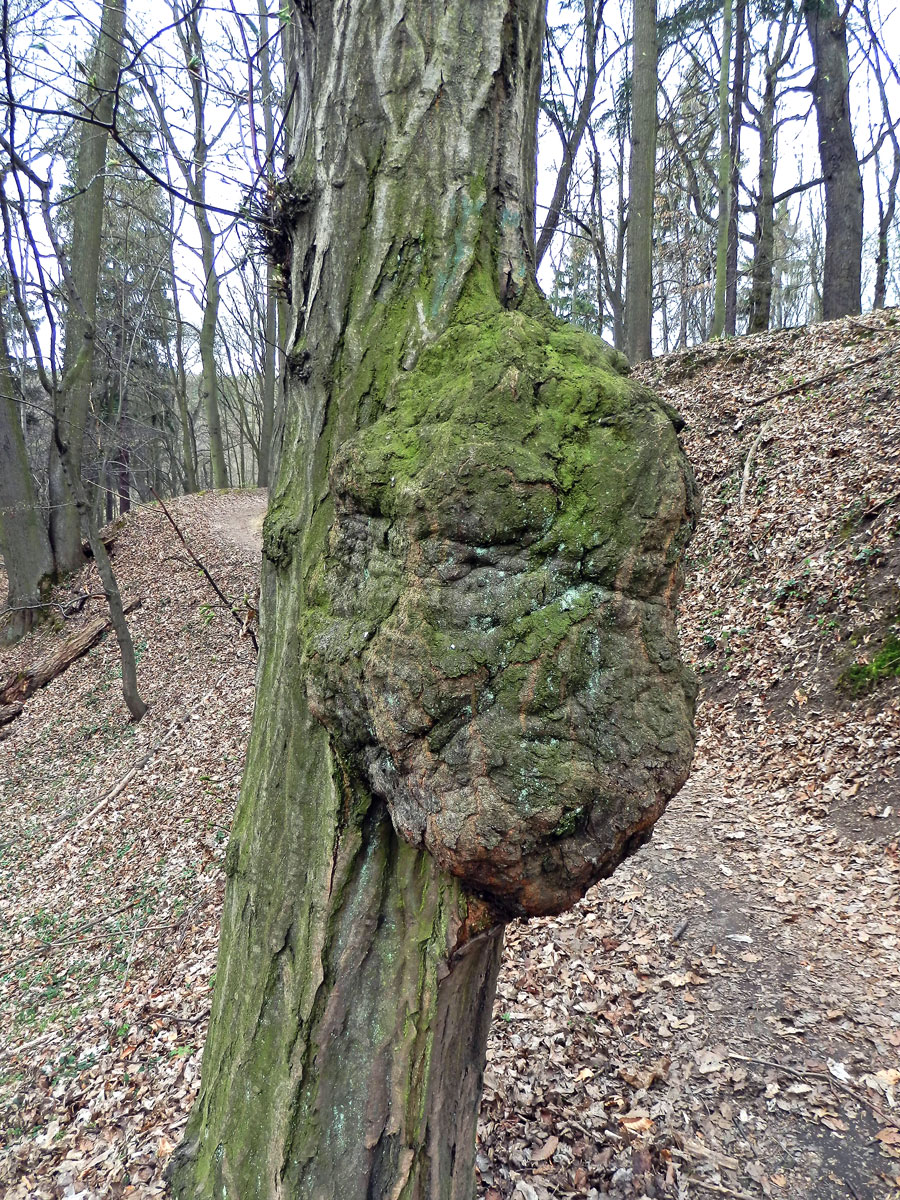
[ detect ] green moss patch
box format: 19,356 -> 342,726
838,630 -> 900,694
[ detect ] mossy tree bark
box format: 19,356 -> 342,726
169,3 -> 697,1197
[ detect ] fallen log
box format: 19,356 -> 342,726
0,702 -> 23,727
0,598 -> 141,710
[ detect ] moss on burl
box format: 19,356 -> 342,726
303,283 -> 699,917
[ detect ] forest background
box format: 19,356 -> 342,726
0,0 -> 898,639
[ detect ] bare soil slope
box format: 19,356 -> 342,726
1,313 -> 899,1200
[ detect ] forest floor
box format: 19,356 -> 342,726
1,310 -> 899,1199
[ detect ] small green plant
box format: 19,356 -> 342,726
838,631 -> 900,694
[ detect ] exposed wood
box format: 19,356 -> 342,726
0,598 -> 140,710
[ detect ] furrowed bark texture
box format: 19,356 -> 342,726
169,3 -> 697,1197
803,0 -> 862,320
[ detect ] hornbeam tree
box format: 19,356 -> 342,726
169,3 -> 698,1197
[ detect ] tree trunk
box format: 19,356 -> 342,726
711,0 -> 733,339
724,0 -> 745,336
166,190 -> 198,493
196,216 -> 228,488
803,0 -> 863,319
0,311 -> 55,643
746,1 -> 793,334
747,81 -> 777,334
624,0 -> 658,363
48,0 -> 125,574
169,3 -> 697,1197
873,145 -> 899,309
256,0 -> 278,489
117,445 -> 131,514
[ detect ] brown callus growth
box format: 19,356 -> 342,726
305,285 -> 699,918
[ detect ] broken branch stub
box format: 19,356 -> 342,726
305,302 -> 699,918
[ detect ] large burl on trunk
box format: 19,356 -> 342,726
305,289 -> 697,917
169,3 -> 697,1198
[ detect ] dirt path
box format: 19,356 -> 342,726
479,754 -> 900,1200
205,489 -> 267,559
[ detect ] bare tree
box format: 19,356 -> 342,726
803,0 -> 863,318
46,0 -> 126,573
624,0 -> 658,362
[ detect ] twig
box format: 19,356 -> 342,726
4,899 -> 140,972
750,346 -> 898,407
739,420 -> 773,510
39,668 -> 231,864
727,1051 -> 861,1102
0,592 -> 107,619
684,1179 -> 758,1200
150,488 -> 258,654
671,917 -> 691,943
0,1030 -> 59,1059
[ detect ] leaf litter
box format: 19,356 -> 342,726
0,312 -> 898,1198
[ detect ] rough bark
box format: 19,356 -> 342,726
169,3 -> 697,1197
0,310 -> 55,643
803,0 -> 863,319
48,0 -> 125,574
624,0 -> 658,363
747,62 -> 778,333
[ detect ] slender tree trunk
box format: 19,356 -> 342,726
803,0 -> 863,319
0,311 -> 55,643
724,0 -> 745,335
169,3 -> 696,1197
166,187 -> 198,492
535,0 -> 599,268
53,414 -> 147,721
873,148 -> 898,309
196,216 -> 227,487
144,0 -> 228,488
747,84 -> 777,333
256,0 -> 277,488
870,48 -> 899,310
48,0 -> 125,573
117,446 -> 130,514
746,2 -> 794,334
711,0 -> 733,338
624,0 -> 658,363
